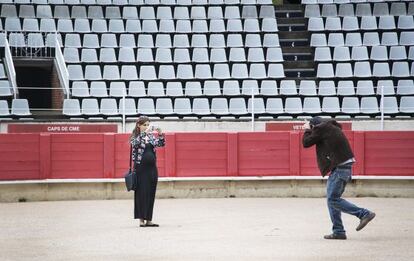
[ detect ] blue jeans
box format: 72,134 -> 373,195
327,166 -> 369,235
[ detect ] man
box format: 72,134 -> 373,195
302,116 -> 376,240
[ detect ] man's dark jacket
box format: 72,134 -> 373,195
302,120 -> 354,177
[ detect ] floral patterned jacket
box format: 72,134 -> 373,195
130,132 -> 166,165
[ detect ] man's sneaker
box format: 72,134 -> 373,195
356,212 -> 376,231
324,234 -> 347,240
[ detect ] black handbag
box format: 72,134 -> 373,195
124,145 -> 136,191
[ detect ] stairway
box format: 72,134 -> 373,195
275,4 -> 316,83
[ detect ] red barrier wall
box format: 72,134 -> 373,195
1,131 -> 414,180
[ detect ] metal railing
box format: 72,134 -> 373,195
54,34 -> 70,99
3,38 -> 17,99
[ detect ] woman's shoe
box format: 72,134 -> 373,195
145,223 -> 159,227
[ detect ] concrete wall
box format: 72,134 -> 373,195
1,177 -> 413,202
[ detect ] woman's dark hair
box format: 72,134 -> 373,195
129,116 -> 149,141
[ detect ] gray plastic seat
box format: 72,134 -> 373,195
266,98 -> 284,115
299,80 -> 317,96
88,6 -> 104,19
345,33 -> 362,47
356,3 -> 371,16
266,48 -> 283,62
108,20 -> 125,33
322,4 -> 337,17
74,19 -> 90,33
119,34 -> 136,48
192,48 -> 209,63
372,63 -> 391,78
378,16 -> 396,30
261,80 -> 278,95
339,4 -> 354,17
191,35 -> 207,48
62,99 -> 81,117
223,81 -> 240,96
119,98 -> 137,116
80,49 -> 98,63
268,64 -> 285,79
325,17 -> 341,31
285,98 -> 303,114
195,64 -> 212,79
81,98 -> 100,116
137,49 -> 154,62
328,33 -> 344,47
90,82 -> 108,97
156,98 -> 174,115
185,82 -> 202,96
351,46 -> 368,61
241,80 -> 259,95
229,48 -> 246,62
249,64 -> 267,79
362,32 -> 380,46
376,80 -> 395,95
356,81 -> 375,95
22,18 -> 39,31
91,19 -> 108,33
400,97 -> 414,113
244,19 -> 260,33
40,19 -> 56,32
397,80 -> 414,95
174,98 -> 192,115
314,47 -> 332,61
231,64 -> 248,79
303,97 -> 322,114
103,65 -> 120,80
101,34 -> 118,48
227,19 -> 243,32
337,81 -> 355,96
370,46 -> 388,61
176,64 -> 194,79
119,48 -> 135,63
37,5 -> 52,18
318,81 -> 336,96
137,98 -> 156,115
71,82 -> 90,98
381,32 -> 398,46
100,98 -> 119,116
263,34 -> 280,47
57,19 -> 73,33
242,5 -> 257,18
174,35 -> 190,48
82,34 -> 99,49
333,46 -> 351,61
155,35 -> 170,48
64,48 -> 80,63
317,64 -> 334,78
225,6 -> 240,19
308,17 -> 324,31
392,62 -> 410,77
342,16 -> 359,31
247,98 -> 266,114
229,98 -> 248,115
262,18 -> 278,32
361,16 -> 377,31
227,34 -> 243,48
72,6 -> 87,18
209,34 -> 225,48
121,65 -> 138,80
211,98 -> 229,115
158,65 -> 175,80
210,48 -> 227,63
128,81 -> 146,97
381,97 -> 398,114
100,48 -> 117,63
389,46 -> 407,61
390,2 -> 407,16
360,97 -> 379,114
157,6 -> 173,19
1,5 -> 17,17
192,20 -> 208,33
210,19 -> 226,33
373,3 -> 389,16
147,82 -> 165,97
126,20 -> 141,33
174,6 -> 190,19
5,18 -> 21,31
68,65 -> 83,81
400,32 -> 414,46
341,97 -> 360,114
166,82 -> 183,97
354,62 -> 372,78
204,80 -> 221,96
123,7 -> 138,19
174,49 -> 191,63
280,80 -> 297,95
155,49 -> 172,63
213,63 -> 230,79
311,34 -> 327,47
305,5 -> 320,17
193,98 -> 210,115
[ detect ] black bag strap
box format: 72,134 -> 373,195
129,145 -> 132,171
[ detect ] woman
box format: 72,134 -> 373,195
130,116 -> 165,227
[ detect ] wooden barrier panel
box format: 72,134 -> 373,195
364,132 -> 414,176
1,131 -> 414,180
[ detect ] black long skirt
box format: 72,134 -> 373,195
134,144 -> 158,221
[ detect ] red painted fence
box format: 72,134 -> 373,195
1,132 -> 414,180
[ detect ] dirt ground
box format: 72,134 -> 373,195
0,198 -> 413,261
